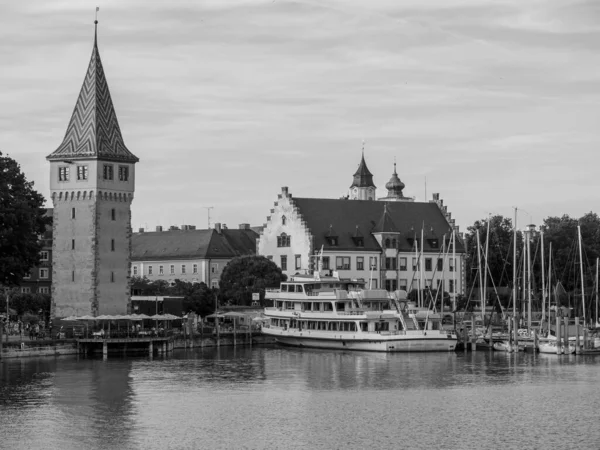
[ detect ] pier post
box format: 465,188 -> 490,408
583,328 -> 589,350
532,329 -> 537,352
149,340 -> 153,356
471,316 -> 476,352
563,317 -> 569,353
162,342 -> 166,354
233,320 -> 237,347
556,317 -> 561,355
513,316 -> 519,351
123,343 -> 127,356
575,317 -> 580,354
103,341 -> 108,359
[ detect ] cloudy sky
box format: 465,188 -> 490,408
1,0 -> 599,232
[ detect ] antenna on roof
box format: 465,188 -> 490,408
424,175 -> 427,201
203,206 -> 214,229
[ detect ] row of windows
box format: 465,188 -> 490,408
21,287 -> 50,294
318,256 -> 456,272
134,263 -> 220,276
58,164 -> 129,182
68,238 -> 117,251
384,278 -> 457,293
70,208 -> 118,221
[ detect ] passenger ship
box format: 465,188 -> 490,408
261,271 -> 457,352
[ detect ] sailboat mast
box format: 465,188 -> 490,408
452,230 -> 457,312
526,227 -> 532,331
577,225 -> 586,325
476,228 -> 484,321
483,216 -> 490,324
512,208 -> 517,319
420,228 -> 425,309
541,230 -> 546,333
548,242 -> 552,333
594,258 -> 600,327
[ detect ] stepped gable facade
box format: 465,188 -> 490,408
259,178 -> 466,298
131,224 -> 258,288
47,21 -> 138,318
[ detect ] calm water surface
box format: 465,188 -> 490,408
1,347 -> 599,450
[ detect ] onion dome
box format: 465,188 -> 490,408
385,162 -> 405,199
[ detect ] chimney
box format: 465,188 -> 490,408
138,228 -> 144,233
215,223 -> 222,234
156,226 -> 163,232
223,224 -> 228,230
239,223 -> 250,230
282,186 -> 288,197
169,225 -> 179,231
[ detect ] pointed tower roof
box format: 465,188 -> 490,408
47,21 -> 138,163
372,204 -> 400,234
349,145 -> 375,189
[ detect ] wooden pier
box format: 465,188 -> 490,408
76,337 -> 175,358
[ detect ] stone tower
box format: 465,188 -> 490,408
46,21 -> 139,318
349,150 -> 376,201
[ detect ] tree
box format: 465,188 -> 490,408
464,215 -> 521,293
0,152 -> 51,286
219,256 -> 287,306
10,292 -> 51,319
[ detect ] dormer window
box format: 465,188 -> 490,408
353,237 -> 364,247
277,233 -> 291,247
427,238 -> 439,249
281,215 -> 286,226
384,238 -> 390,248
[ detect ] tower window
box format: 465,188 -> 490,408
111,208 -> 116,221
133,265 -> 138,276
71,239 -> 75,250
118,165 -> 129,182
193,264 -> 198,274
159,265 -> 164,275
280,255 -> 287,271
71,208 -> 76,219
170,265 -> 175,275
181,264 -> 186,274
77,165 -> 88,180
72,270 -> 75,282
58,166 -> 70,182
282,215 -> 286,226
103,164 -> 114,180
111,271 -> 115,282
148,265 -> 153,275
111,239 -> 115,251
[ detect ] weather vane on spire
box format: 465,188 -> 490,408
95,6 -> 99,24
361,139 -> 365,156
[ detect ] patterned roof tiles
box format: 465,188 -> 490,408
47,26 -> 138,163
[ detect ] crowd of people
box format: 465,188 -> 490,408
1,319 -> 51,340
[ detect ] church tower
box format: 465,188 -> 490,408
46,21 -> 139,318
349,148 -> 376,201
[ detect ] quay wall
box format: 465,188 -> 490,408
0,341 -> 79,359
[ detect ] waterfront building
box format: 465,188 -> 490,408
46,22 -> 138,318
257,155 -> 466,300
131,223 -> 259,288
20,209 -> 53,295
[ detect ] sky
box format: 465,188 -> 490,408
1,0 -> 599,233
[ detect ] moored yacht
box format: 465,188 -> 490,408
261,272 -> 457,352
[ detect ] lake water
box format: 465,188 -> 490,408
1,346 -> 599,450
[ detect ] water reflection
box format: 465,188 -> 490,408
2,348 -> 600,450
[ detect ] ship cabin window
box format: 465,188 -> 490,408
335,302 -> 346,312
360,322 -> 368,332
281,284 -> 287,292
294,285 -> 303,293
324,302 -> 333,312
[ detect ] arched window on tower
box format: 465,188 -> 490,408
392,239 -> 397,248
282,215 -> 287,226
385,238 -> 390,248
